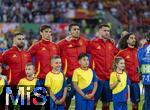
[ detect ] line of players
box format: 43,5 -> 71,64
0,23 -> 149,110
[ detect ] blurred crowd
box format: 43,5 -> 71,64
0,0 -> 149,53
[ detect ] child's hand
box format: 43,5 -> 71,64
116,74 -> 121,82
87,93 -> 94,100
59,98 -> 65,104
83,94 -> 91,100
55,99 -> 60,105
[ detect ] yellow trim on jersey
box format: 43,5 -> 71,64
8,69 -> 12,84
35,62 -> 40,78
72,68 -> 93,89
0,78 -> 5,95
63,59 -> 68,75
92,60 -> 95,70
114,48 -> 128,58
110,71 -> 127,94
45,72 -> 64,94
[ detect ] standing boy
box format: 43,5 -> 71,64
72,53 -> 97,110
45,55 -> 67,110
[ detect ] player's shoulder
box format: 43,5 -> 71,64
2,47 -> 15,56
110,72 -> 116,77
57,39 -> 67,46
29,41 -> 40,49
118,48 -> 128,54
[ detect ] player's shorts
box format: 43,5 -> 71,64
66,77 -> 75,99
130,83 -> 140,104
76,92 -> 94,110
94,79 -> 112,103
143,85 -> 150,110
113,102 -> 127,110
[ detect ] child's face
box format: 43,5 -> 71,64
116,59 -> 125,70
51,58 -> 62,71
25,65 -> 35,77
79,56 -> 89,68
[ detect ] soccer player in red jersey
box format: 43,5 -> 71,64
88,24 -> 118,110
28,25 -> 59,85
57,23 -> 89,110
116,33 -> 140,110
2,33 -> 31,85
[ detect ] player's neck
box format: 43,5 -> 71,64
101,37 -> 107,42
27,74 -> 34,81
80,66 -> 88,70
116,68 -> 123,74
52,69 -> 60,74
128,44 -> 134,48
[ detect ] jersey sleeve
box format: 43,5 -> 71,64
28,43 -> 38,56
44,73 -> 51,88
109,72 -> 116,85
72,70 -> 78,82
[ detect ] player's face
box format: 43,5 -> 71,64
14,35 -> 25,49
79,56 -> 89,68
127,34 -> 136,47
41,28 -> 52,40
116,59 -> 125,70
99,26 -> 110,39
70,26 -> 80,38
25,65 -> 35,77
52,58 -> 62,71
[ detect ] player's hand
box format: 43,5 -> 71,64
55,99 -> 60,105
59,98 -> 65,104
116,74 -> 121,82
65,35 -> 72,41
108,38 -> 115,44
87,93 -> 94,100
83,94 -> 90,100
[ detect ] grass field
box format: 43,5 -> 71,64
69,95 -> 144,110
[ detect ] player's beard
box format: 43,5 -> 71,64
17,43 -> 24,50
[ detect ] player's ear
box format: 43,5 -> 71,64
40,31 -> 43,36
78,60 -> 81,65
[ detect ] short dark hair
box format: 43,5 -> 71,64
68,23 -> 79,31
14,32 -> 24,37
98,23 -> 110,29
78,52 -> 88,61
40,24 -> 51,32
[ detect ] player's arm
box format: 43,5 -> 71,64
59,87 -> 67,104
88,71 -> 98,98
109,73 -> 120,90
73,81 -> 90,99
59,77 -> 67,104
110,80 -> 120,90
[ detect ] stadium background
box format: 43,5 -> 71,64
0,0 -> 149,109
